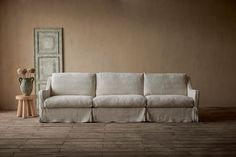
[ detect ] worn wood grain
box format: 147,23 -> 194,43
0,107 -> 235,157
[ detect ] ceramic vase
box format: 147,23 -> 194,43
19,77 -> 34,96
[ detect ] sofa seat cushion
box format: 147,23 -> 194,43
44,96 -> 93,108
93,95 -> 146,108
146,95 -> 193,108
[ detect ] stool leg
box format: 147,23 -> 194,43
28,101 -> 32,116
29,101 -> 34,117
22,100 -> 28,118
31,100 -> 38,117
17,100 -> 22,117
26,101 -> 30,117
31,100 -> 37,116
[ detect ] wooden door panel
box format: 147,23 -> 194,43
34,28 -> 63,107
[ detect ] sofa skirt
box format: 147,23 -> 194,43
39,108 -> 92,123
92,108 -> 146,122
147,107 -> 198,122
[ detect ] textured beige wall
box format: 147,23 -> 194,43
0,0 -> 236,109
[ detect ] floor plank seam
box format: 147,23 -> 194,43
0,109 -> 236,156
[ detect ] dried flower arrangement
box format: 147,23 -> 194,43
17,68 -> 35,78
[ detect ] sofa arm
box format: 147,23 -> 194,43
187,76 -> 199,107
188,89 -> 200,108
187,76 -> 199,122
38,77 -> 52,109
188,89 -> 199,122
39,89 -> 50,109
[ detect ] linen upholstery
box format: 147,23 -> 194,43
147,108 -> 197,122
144,73 -> 187,96
39,76 -> 93,123
146,95 -> 193,108
93,95 -> 146,108
187,76 -> 199,122
187,76 -> 200,107
39,77 -> 51,109
96,73 -> 143,95
51,73 -> 95,96
40,108 -> 92,122
44,96 -> 93,108
92,108 -> 145,122
39,72 -> 199,123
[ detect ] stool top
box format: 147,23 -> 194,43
16,95 -> 36,100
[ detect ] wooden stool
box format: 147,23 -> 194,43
16,95 -> 37,118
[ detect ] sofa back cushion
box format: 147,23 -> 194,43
144,73 -> 187,96
96,73 -> 143,95
51,73 -> 95,96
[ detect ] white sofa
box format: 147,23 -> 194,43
144,73 -> 199,122
39,73 -> 95,122
39,72 -> 199,122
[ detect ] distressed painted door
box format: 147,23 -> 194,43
34,28 -> 63,107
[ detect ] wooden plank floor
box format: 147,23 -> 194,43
0,107 -> 236,157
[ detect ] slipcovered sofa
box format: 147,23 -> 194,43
39,72 -> 199,123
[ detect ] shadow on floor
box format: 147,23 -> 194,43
199,107 -> 236,122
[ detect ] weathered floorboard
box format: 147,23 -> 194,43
0,107 -> 235,157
